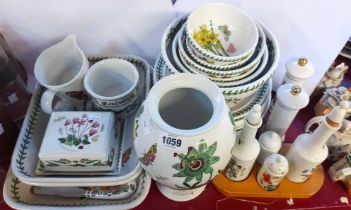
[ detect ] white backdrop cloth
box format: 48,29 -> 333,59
0,0 -> 351,94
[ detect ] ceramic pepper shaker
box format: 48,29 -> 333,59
257,154 -> 289,191
283,57 -> 315,86
257,131 -> 282,165
264,84 -> 309,140
224,104 -> 262,181
286,101 -> 350,183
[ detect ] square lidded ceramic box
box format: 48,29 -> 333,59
38,111 -> 117,172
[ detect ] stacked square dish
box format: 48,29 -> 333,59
154,3 -> 279,131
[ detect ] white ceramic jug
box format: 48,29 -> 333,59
34,34 -> 89,114
286,101 -> 349,183
133,73 -> 235,201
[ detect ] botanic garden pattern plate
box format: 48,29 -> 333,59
3,170 -> 151,210
11,55 -> 150,187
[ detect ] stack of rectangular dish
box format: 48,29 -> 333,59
3,55 -> 152,209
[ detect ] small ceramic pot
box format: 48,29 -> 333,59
133,73 -> 235,201
186,3 -> 258,66
256,154 -> 288,191
38,111 -> 117,172
84,58 -> 139,113
257,131 -> 282,165
34,34 -> 89,114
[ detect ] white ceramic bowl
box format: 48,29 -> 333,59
186,3 -> 258,66
161,16 -> 187,74
219,22 -> 279,108
184,23 -> 266,71
179,24 -> 266,80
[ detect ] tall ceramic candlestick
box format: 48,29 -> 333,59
286,101 -> 350,183
264,84 -> 309,140
224,104 -> 262,181
283,57 -> 315,86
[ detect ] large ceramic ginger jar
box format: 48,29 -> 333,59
133,73 -> 236,201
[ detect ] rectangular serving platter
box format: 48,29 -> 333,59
3,170 -> 151,210
10,55 -> 151,186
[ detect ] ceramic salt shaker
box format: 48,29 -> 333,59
286,101 -> 350,183
224,104 -> 262,181
264,84 -> 309,140
257,154 -> 289,191
283,57 -> 315,86
257,131 -> 282,165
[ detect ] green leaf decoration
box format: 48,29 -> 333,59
67,134 -> 76,143
174,171 -> 187,177
73,138 -> 81,146
207,142 -> 217,157
172,163 -> 182,171
82,139 -> 90,145
58,138 -> 66,143
209,156 -> 220,165
185,175 -> 194,183
198,140 -> 207,153
204,166 -> 214,174
195,173 -> 203,181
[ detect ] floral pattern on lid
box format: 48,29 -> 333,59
57,114 -> 102,151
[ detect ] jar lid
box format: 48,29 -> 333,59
276,83 -> 309,109
264,154 -> 289,176
285,57 -> 315,80
259,131 -> 281,152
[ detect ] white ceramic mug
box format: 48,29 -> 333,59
83,58 -> 139,112
34,34 -> 89,114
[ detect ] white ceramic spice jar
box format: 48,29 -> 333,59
264,84 -> 309,140
257,131 -> 282,165
256,154 -> 289,191
283,57 -> 315,86
133,73 -> 235,201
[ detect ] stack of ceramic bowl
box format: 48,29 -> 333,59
153,3 -> 280,131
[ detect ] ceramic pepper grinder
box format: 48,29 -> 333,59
286,101 -> 350,183
257,131 -> 282,165
224,104 -> 262,181
257,154 -> 289,191
264,84 -> 309,140
283,57 -> 315,86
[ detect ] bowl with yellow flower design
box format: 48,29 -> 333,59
186,3 -> 258,66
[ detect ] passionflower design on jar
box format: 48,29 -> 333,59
173,140 -> 219,189
133,73 -> 235,201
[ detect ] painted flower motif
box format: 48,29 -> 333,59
92,122 -> 100,128
192,22 -> 230,56
122,147 -> 132,167
172,140 -> 219,189
89,129 -> 97,136
64,119 -> 71,126
263,173 -> 272,184
73,118 -> 80,124
57,115 -> 103,150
